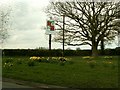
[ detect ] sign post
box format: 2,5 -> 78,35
46,18 -> 55,60
49,34 -> 51,54
63,15 -> 65,57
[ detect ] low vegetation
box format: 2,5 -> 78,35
2,56 -> 118,88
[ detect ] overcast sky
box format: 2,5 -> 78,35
0,0 -> 119,49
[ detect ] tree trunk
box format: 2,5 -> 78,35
92,40 -> 98,57
101,39 -> 105,55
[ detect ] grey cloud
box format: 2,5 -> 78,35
12,1 -> 46,31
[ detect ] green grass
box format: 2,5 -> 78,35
2,56 -> 118,88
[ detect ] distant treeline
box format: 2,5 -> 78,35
1,47 -> 120,56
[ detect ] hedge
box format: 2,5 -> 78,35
1,48 -> 120,56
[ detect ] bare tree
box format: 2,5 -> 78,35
46,1 -> 120,56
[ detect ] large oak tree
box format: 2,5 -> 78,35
46,1 -> 120,56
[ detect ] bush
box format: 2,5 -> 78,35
3,48 -> 119,57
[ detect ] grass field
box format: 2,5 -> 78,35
2,56 -> 118,88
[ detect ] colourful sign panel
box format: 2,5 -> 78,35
47,20 -> 55,31
46,19 -> 55,35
